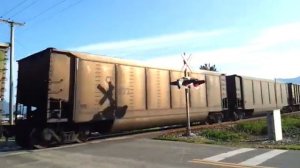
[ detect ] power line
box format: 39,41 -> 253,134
19,0 -> 83,33
26,0 -> 68,22
8,0 -> 40,19
15,38 -> 29,53
34,0 -> 84,24
0,0 -> 29,18
57,0 -> 83,14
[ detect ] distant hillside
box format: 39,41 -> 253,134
278,76 -> 300,84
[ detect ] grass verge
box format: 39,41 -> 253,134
155,114 -> 300,150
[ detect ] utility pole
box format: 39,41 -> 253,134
0,18 -> 24,125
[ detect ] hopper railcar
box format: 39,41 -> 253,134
15,48 -> 228,148
287,83 -> 300,112
226,75 -> 288,120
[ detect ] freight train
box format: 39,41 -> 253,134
3,48 -> 300,148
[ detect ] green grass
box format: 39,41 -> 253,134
154,133 -> 214,144
155,114 -> 300,150
199,129 -> 245,142
281,115 -> 300,135
235,120 -> 267,135
233,115 -> 300,136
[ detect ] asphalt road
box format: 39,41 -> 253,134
0,135 -> 299,168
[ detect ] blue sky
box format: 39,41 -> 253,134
1,0 -> 300,81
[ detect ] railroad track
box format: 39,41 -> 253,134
1,111 -> 299,155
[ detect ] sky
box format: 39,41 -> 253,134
0,0 -> 300,96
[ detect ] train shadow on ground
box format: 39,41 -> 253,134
0,139 -> 22,153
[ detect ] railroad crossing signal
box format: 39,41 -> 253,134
171,52 -> 206,89
170,77 -> 205,89
181,52 -> 192,73
170,53 -> 205,137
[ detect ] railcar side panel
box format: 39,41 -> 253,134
294,84 -> 297,104
296,85 -> 299,104
73,60 -> 116,123
47,53 -> 72,122
281,84 -> 288,106
261,82 -> 276,111
220,75 -> 228,109
190,73 -> 207,108
146,68 -> 170,110
275,83 -> 283,107
268,82 -> 276,107
296,85 -> 300,104
116,65 -> 146,111
253,80 -> 263,112
206,74 -> 222,111
170,71 -> 185,108
294,85 -> 296,103
261,81 -> 270,109
48,53 -> 71,102
242,79 -> 254,109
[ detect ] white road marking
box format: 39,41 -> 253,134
239,149 -> 287,166
203,148 -> 255,162
190,159 -> 274,168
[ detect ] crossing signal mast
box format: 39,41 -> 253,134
170,53 -> 205,136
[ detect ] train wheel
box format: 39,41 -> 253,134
76,128 -> 90,142
29,128 -> 47,149
15,130 -> 30,148
233,112 -> 239,121
216,115 -> 223,123
42,128 -> 63,147
238,112 -> 245,120
29,128 -> 39,148
30,128 -> 60,149
15,123 -> 33,149
0,127 -> 3,139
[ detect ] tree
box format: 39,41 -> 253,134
199,63 -> 217,71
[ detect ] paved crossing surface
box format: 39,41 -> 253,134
0,137 -> 299,168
